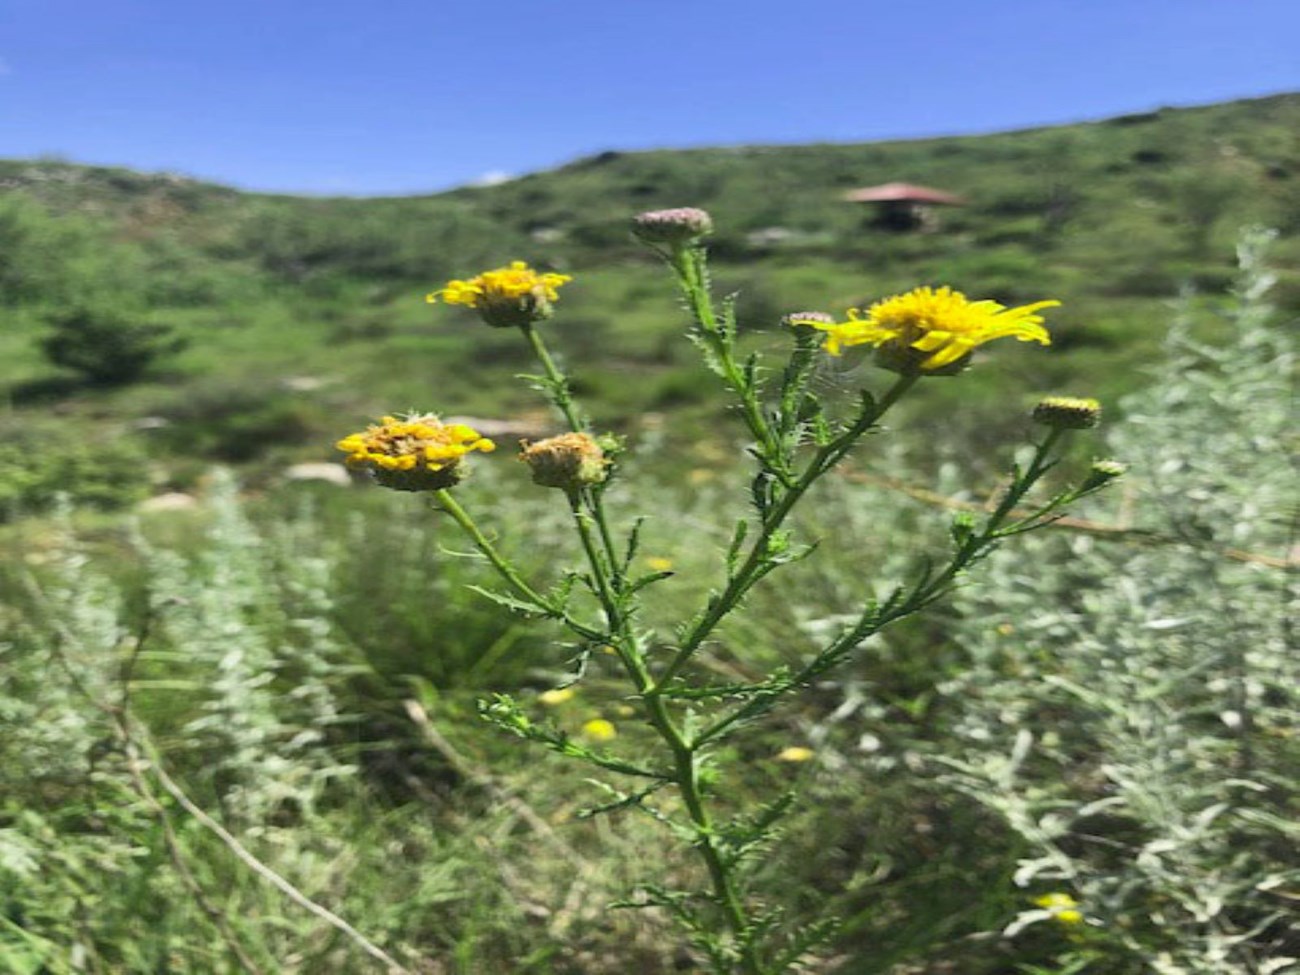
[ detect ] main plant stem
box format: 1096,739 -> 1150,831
566,492 -> 761,974
523,316 -> 762,971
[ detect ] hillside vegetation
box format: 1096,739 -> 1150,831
2,92 -> 1298,507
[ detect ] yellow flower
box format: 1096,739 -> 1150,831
538,687 -> 577,707
645,556 -> 674,572
775,746 -> 815,763
1034,892 -> 1084,925
800,286 -> 1058,373
580,718 -> 617,742
336,413 -> 495,492
427,260 -> 572,328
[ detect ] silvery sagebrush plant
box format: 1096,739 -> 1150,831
335,207 -> 1124,974
934,227 -> 1297,974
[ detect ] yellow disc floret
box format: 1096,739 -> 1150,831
427,261 -> 572,328
336,413 -> 495,491
806,286 -> 1059,374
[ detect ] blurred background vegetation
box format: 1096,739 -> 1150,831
0,92 -> 1298,507
0,95 -> 1296,973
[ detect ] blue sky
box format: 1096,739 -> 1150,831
3,0 -> 1297,196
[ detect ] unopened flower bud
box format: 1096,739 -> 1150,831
519,432 -> 609,490
1032,396 -> 1102,429
632,207 -> 714,246
1081,459 -> 1127,491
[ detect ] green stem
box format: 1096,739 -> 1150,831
567,502 -> 760,972
907,428 -> 1065,608
520,321 -> 585,432
521,323 -> 626,584
671,248 -> 788,482
655,373 -> 918,690
434,489 -> 603,643
699,428 -> 1074,746
522,299 -> 761,970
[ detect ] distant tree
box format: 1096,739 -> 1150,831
41,302 -> 186,385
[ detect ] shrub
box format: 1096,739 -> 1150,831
0,416 -> 151,517
41,302 -> 186,385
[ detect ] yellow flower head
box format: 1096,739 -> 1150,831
775,746 -> 815,763
580,718 -> 617,743
1034,892 -> 1084,925
801,286 -> 1058,374
538,687 -> 577,707
336,413 -> 495,492
427,260 -> 572,328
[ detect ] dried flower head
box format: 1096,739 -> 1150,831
427,260 -> 572,328
519,432 -> 610,491
336,414 -> 495,491
632,207 -> 714,246
1032,396 -> 1103,429
805,286 -> 1058,374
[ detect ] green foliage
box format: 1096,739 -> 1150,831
935,229 -> 1297,973
0,416 -> 151,517
41,301 -> 186,385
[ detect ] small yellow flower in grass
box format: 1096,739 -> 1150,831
645,556 -> 674,573
580,718 -> 617,743
538,687 -> 576,707
336,413 -> 495,492
427,260 -> 572,328
803,286 -> 1058,374
775,746 -> 815,763
1035,892 -> 1084,925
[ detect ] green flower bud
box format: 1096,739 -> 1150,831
1081,458 -> 1127,491
1032,396 -> 1102,429
632,207 -> 714,246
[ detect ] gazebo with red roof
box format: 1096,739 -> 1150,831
843,182 -> 967,231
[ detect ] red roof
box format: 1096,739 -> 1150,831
843,182 -> 966,205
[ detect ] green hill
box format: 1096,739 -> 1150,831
2,92 -> 1297,505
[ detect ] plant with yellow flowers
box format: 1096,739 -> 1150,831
336,210 -> 1122,974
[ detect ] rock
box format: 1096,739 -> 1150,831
283,463 -> 352,486
140,492 -> 198,512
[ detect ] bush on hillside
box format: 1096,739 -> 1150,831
41,302 -> 186,385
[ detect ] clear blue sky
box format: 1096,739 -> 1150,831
4,0 -> 1297,196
